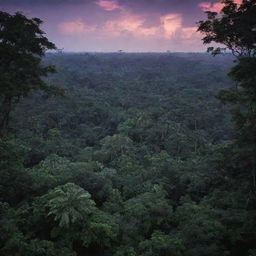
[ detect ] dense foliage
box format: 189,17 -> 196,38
1,51 -> 255,255
198,0 -> 256,57
1,1 -> 256,254
0,11 -> 62,136
198,0 -> 256,225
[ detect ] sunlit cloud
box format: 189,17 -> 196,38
199,0 -> 242,12
58,12 -> 201,42
160,14 -> 182,38
199,1 -> 223,12
96,0 -> 122,11
104,15 -> 143,34
57,9 -> 204,51
0,0 -> 213,51
103,13 -> 158,37
58,19 -> 96,35
180,27 -> 199,40
139,27 -> 159,37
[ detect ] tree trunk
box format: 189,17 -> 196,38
0,96 -> 12,137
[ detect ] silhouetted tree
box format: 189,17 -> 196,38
198,0 -> 256,203
0,11 -> 62,136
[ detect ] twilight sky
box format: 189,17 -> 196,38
0,0 -> 241,52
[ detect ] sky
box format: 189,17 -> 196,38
0,0 -> 241,52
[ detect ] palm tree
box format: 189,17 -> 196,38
47,183 -> 95,227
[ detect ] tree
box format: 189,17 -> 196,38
47,183 -> 95,227
174,198 -> 227,256
0,11 -> 62,136
138,231 -> 184,256
197,0 -> 256,183
197,0 -> 256,57
0,139 -> 32,204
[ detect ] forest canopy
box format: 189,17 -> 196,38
0,0 -> 256,255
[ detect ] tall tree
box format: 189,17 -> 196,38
0,11 -> 62,136
198,0 -> 256,57
198,0 -> 256,191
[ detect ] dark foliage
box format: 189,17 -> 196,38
1,1 -> 256,254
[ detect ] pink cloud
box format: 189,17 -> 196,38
199,1 -> 223,12
180,27 -> 201,40
139,27 -> 158,36
160,14 -> 182,38
199,0 -> 242,12
58,19 -> 96,35
57,11 -> 202,50
58,13 -> 158,38
96,0 -> 122,11
103,13 -> 158,37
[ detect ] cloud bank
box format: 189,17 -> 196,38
0,0 -> 231,51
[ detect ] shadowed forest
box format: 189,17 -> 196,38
1,52 -> 255,255
1,1 -> 256,255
